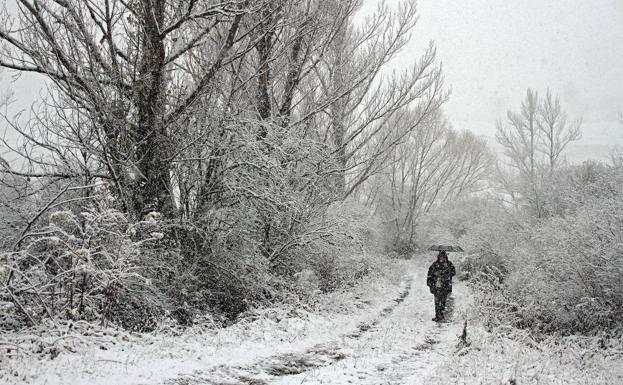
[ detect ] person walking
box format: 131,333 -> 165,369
426,251 -> 456,322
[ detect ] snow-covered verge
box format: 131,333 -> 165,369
406,269 -> 623,385
270,258 -> 623,385
0,258 -> 411,385
6,255 -> 619,385
421,308 -> 623,385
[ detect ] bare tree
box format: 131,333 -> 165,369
365,110 -> 491,248
538,89 -> 582,172
496,88 -> 582,217
496,89 -> 544,216
0,0 -> 262,217
496,89 -> 540,184
309,0 -> 447,199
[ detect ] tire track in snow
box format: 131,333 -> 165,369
165,275 -> 415,385
269,264 -> 471,385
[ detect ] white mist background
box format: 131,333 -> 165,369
2,0 -> 623,162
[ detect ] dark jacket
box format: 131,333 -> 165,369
427,260 -> 456,294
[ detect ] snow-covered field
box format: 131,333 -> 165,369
2,257 -> 622,385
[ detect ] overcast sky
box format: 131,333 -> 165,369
2,0 -> 623,162
376,0 -> 623,162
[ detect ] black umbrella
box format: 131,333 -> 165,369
428,245 -> 464,252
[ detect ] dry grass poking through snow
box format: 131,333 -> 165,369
422,319 -> 623,384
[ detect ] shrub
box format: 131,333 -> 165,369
465,164 -> 623,335
0,208 -> 163,331
269,201 -> 385,293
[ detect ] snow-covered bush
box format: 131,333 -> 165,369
418,197 -> 522,279
270,201 -> 386,293
155,218 -> 273,323
466,163 -> 623,335
0,121 -> 400,332
513,194 -> 623,334
0,208 -> 165,331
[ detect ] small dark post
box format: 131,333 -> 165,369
460,319 -> 468,344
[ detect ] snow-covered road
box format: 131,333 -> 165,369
5,259 -> 476,385
267,264 -> 470,385
169,261 -> 470,385
13,259 -> 618,385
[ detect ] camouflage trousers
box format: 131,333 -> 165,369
434,291 -> 448,320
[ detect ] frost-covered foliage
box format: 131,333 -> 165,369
0,0 -> 444,333
444,163 -> 623,335
430,324 -> 623,385
362,112 -> 492,255
0,120 -> 395,332
0,208 -> 165,330
277,201 -> 386,293
0,193 -> 387,331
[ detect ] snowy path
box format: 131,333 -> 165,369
169,263 -> 470,385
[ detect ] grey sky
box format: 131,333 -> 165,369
2,0 -> 623,162
382,0 -> 623,161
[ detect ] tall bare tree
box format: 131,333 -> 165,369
496,88 -> 582,217
538,89 -> 582,172
363,110 -> 491,248
0,0 -> 261,217
310,0 -> 447,199
496,89 -> 543,215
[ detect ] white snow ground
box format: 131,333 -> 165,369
0,260 -> 410,385
3,258 -> 623,385
265,263 -> 471,385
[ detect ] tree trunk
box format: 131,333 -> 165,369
329,24 -> 348,196
131,0 -> 172,217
